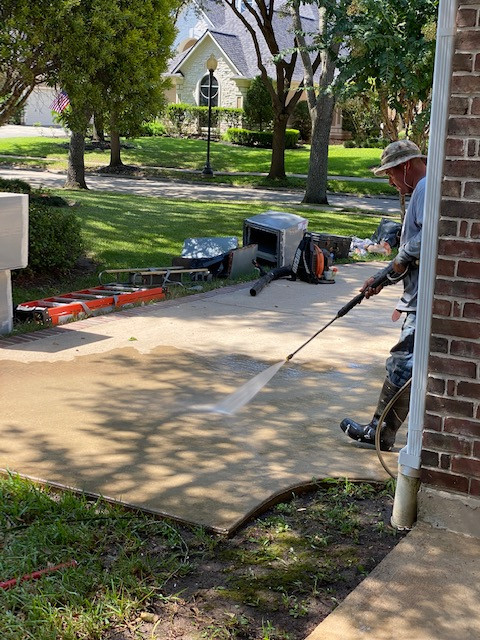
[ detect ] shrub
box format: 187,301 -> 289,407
291,101 -> 311,142
23,201 -> 84,275
243,76 -> 274,131
224,127 -> 299,149
0,177 -> 31,193
165,103 -> 196,135
140,120 -> 167,137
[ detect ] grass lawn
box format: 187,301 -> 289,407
11,189 -> 389,308
0,136 -> 395,192
0,473 -> 404,640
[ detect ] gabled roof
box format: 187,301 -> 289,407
169,0 -> 319,82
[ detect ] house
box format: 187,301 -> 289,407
165,0 -> 346,140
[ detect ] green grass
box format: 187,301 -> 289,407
0,474 -> 401,639
12,189 -> 390,308
0,473 -> 196,640
0,135 -> 387,178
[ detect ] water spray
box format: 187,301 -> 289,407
201,262 -> 407,415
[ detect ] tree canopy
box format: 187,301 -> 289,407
338,0 -> 438,147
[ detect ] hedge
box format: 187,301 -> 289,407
224,127 -> 300,149
164,104 -> 243,135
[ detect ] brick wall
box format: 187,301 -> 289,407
421,1 -> 480,496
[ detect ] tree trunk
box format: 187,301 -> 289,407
268,114 -> 289,179
92,113 -> 105,142
65,131 -> 88,189
109,130 -> 123,167
303,94 -> 335,205
380,94 -> 399,141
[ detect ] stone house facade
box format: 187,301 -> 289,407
166,0 -> 346,140
418,0 -> 480,537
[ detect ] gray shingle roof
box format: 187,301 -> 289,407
170,1 -> 319,83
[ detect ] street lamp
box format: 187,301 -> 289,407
202,54 -> 218,176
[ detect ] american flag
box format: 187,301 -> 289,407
50,91 -> 70,113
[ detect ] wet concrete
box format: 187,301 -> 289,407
1,263 -> 404,533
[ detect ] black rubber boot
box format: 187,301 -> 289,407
340,378 -> 409,451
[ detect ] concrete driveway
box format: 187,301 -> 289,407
1,263 -> 404,534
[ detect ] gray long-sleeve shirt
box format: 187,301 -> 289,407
396,176 -> 426,312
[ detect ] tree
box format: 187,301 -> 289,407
221,0 -> 322,179
93,0 -> 176,169
0,1 -> 67,126
49,0 -> 178,188
243,76 -> 274,131
290,0 -> 346,204
338,0 -> 438,149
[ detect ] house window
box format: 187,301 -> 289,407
199,74 -> 219,107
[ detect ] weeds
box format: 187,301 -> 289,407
0,474 -> 405,639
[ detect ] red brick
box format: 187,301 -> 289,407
423,430 -> 472,455
457,260 -> 480,279
436,257 -> 456,277
440,201 -> 480,219
427,377 -> 445,394
444,416 -> 480,437
424,413 -> 443,432
434,278 -> 480,300
476,53 -> 480,72
460,220 -> 469,237
437,238 -> 480,259
445,138 -> 465,157
452,455 -> 480,476
464,302 -> 480,318
468,139 -> 478,157
474,440 -> 480,458
449,96 -> 470,115
456,30 -> 480,51
430,317 -> 480,341
451,75 -> 480,93
451,339 -> 480,359
457,8 -> 477,27
472,98 -> 480,115
447,379 -> 457,396
432,298 -> 452,316
442,179 -> 462,197
425,394 -> 475,418
430,335 -> 449,353
473,222 -> 480,238
422,449 -> 439,467
440,453 -> 452,470
457,380 -> 480,399
444,158 -> 480,178
438,219 -> 459,237
471,478 -> 480,496
464,181 -> 480,198
448,118 -> 480,136
421,468 -> 469,492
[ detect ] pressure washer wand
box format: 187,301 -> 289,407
286,261 -> 405,361
205,261 -> 407,415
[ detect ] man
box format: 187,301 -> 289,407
340,140 -> 427,451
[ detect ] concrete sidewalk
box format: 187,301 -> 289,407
0,166 -> 401,214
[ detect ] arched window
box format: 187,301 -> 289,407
199,74 -> 219,107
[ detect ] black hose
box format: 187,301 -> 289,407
250,266 -> 292,296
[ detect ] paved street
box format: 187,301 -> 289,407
0,166 -> 400,214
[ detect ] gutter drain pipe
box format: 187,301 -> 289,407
391,0 -> 458,530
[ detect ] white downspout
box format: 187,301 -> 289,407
391,0 -> 458,529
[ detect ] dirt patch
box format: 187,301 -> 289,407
111,481 -> 406,639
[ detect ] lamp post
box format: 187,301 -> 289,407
202,54 -> 217,176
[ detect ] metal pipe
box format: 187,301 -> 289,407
392,0 -> 458,529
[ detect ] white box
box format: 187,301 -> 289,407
0,193 -> 29,270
